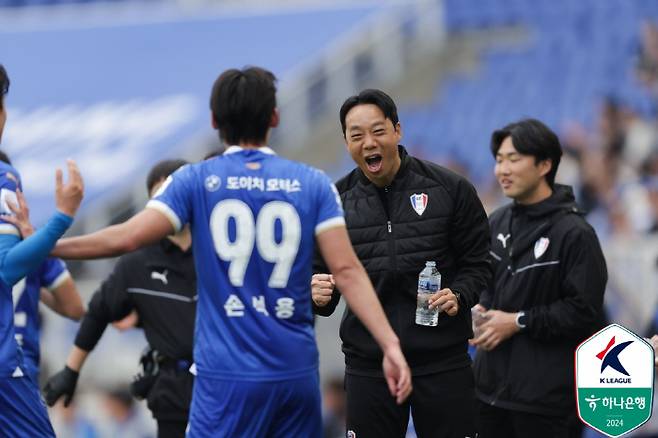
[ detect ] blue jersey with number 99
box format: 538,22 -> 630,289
148,146 -> 344,381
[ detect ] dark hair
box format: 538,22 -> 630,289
339,89 -> 399,137
209,67 -> 277,146
490,118 -> 563,186
0,64 -> 9,109
0,150 -> 11,165
146,159 -> 188,194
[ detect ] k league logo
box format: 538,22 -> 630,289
575,324 -> 655,437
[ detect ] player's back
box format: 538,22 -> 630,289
150,146 -> 344,382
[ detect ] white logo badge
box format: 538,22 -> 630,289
347,431 -> 357,438
409,193 -> 428,216
205,174 -> 221,192
534,237 -> 550,259
151,269 -> 168,285
497,233 -> 511,248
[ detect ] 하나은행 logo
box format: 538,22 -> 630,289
575,324 -> 655,437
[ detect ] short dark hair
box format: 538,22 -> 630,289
339,89 -> 399,137
146,159 -> 188,194
0,64 -> 9,109
490,118 -> 563,186
209,67 -> 277,146
0,150 -> 11,165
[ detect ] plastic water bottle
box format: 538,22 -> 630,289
415,261 -> 441,326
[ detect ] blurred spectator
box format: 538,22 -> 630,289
50,400 -> 99,438
99,387 -> 154,438
322,377 -> 346,438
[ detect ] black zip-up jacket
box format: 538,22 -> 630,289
75,238 -> 196,420
314,146 -> 490,375
474,185 -> 607,416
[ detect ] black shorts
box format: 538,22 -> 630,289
345,366 -> 477,438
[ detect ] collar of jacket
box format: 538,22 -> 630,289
505,184 -> 581,259
357,144 -> 410,187
511,184 -> 581,219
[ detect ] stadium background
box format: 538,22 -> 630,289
2,0 -> 658,436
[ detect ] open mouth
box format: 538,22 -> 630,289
364,154 -> 383,173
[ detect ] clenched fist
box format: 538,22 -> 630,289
311,273 -> 334,307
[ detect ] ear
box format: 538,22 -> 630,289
394,122 -> 402,139
210,112 -> 218,130
270,108 -> 280,128
538,159 -> 552,178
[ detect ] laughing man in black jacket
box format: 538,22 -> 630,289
471,119 -> 607,438
312,89 -> 490,438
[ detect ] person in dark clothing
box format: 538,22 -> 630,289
471,119 -> 607,438
43,159 -> 195,438
312,89 -> 491,438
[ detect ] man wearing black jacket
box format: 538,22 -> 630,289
312,89 -> 490,438
43,159 -> 195,438
471,119 -> 607,438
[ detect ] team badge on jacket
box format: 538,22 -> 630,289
410,193 -> 428,216
534,237 -> 550,259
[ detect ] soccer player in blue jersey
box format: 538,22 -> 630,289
53,66 -> 412,436
0,152 -> 85,383
0,63 -> 84,437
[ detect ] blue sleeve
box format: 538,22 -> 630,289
145,164 -> 194,232
313,170 -> 345,236
0,212 -> 73,287
39,257 -> 69,290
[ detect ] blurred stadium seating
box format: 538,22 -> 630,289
398,0 -> 658,186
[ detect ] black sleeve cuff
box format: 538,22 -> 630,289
74,315 -> 108,352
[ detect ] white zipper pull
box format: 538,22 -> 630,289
387,221 -> 392,233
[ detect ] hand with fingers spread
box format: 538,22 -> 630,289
469,309 -> 519,351
0,188 -> 34,238
428,288 -> 459,316
55,160 -> 84,217
311,273 -> 334,307
382,341 -> 413,404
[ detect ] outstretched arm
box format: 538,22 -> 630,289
52,208 -> 174,260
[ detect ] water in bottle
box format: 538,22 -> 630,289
415,261 -> 441,326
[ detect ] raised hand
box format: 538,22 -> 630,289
55,160 -> 84,217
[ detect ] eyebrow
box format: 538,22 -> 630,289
348,121 -> 386,132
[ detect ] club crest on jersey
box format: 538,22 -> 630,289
205,174 -> 221,192
534,237 -> 550,259
410,193 -> 428,216
347,431 -> 357,438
